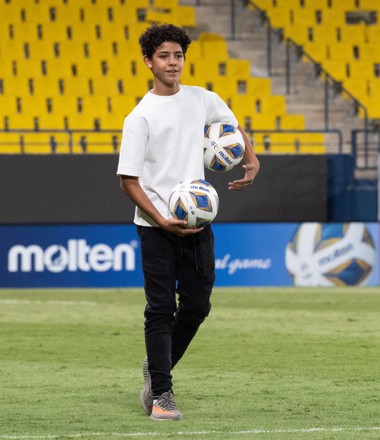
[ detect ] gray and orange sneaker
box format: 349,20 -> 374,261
140,357 -> 153,415
150,391 -> 183,421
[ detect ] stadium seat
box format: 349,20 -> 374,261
254,0 -> 380,119
5,113 -> 36,130
0,132 -> 25,153
198,33 -> 229,62
0,0 -> 324,154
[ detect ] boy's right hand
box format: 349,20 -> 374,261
160,218 -> 204,237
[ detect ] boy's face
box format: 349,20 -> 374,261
144,41 -> 185,92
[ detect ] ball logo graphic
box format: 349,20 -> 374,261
285,223 -> 375,286
169,178 -> 219,228
203,122 -> 245,172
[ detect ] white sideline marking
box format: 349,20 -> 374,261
0,299 -> 97,306
1,427 -> 380,439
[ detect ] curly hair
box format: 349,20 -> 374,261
139,24 -> 192,59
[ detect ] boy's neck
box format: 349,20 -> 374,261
151,82 -> 180,96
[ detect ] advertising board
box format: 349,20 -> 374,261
0,223 -> 378,288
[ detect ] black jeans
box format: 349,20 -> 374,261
137,225 -> 215,397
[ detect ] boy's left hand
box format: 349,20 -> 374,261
228,163 -> 258,191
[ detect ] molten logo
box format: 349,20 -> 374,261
217,150 -> 233,165
318,243 -> 354,266
8,239 -> 137,273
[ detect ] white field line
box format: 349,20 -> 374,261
0,299 -> 97,306
1,426 -> 380,439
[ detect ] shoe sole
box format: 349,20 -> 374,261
140,357 -> 153,416
150,413 -> 183,421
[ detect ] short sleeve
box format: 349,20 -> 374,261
205,91 -> 238,127
116,113 -> 148,177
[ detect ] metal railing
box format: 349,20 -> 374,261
351,129 -> 380,171
249,128 -> 343,154
248,1 -> 369,133
284,39 -> 369,134
0,129 -> 121,154
0,128 -> 340,155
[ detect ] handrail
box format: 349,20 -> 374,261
249,128 -> 343,154
0,128 -> 341,155
287,38 -> 369,128
0,129 -> 121,154
351,129 -> 379,170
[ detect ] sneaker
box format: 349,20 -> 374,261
140,357 -> 153,415
150,391 -> 183,421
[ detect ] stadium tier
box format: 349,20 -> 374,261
0,0 -> 324,154
252,0 -> 380,119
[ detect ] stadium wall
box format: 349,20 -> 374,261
327,155 -> 377,222
0,155 -> 378,287
1,154 -> 326,224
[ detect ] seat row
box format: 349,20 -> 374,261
0,0 -> 195,29
0,130 -> 325,155
0,86 -> 300,130
252,0 -> 380,118
0,1 -> 326,154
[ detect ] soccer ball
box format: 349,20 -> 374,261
169,178 -> 219,228
204,122 -> 245,172
285,223 -> 375,286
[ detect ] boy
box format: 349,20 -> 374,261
117,24 -> 260,421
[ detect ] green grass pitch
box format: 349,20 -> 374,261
0,287 -> 379,439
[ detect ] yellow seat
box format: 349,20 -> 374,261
20,132 -> 61,154
0,132 -> 23,153
5,113 -> 36,130
249,132 -> 266,153
70,131 -> 122,154
280,114 -> 305,130
349,60 -> 373,80
257,0 -> 380,119
172,6 -> 195,27
35,113 -> 67,130
2,76 -> 32,97
145,9 -> 173,24
54,77 -> 92,97
246,77 -> 272,97
226,59 -> 251,78
263,133 -> 298,154
252,114 -> 277,129
261,95 -> 287,116
229,95 -> 257,125
198,33 -> 229,62
322,60 -> 348,81
0,0 -> 315,154
299,133 -> 326,154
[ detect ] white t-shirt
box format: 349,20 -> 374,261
117,85 -> 238,226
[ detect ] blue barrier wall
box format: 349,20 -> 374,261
327,155 -> 377,221
1,223 -> 378,288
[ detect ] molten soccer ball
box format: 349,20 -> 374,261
285,223 -> 375,286
204,122 -> 245,172
169,178 -> 219,228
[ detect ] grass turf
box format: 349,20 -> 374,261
0,287 -> 379,439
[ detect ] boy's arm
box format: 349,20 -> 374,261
120,175 -> 203,236
228,125 -> 260,191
